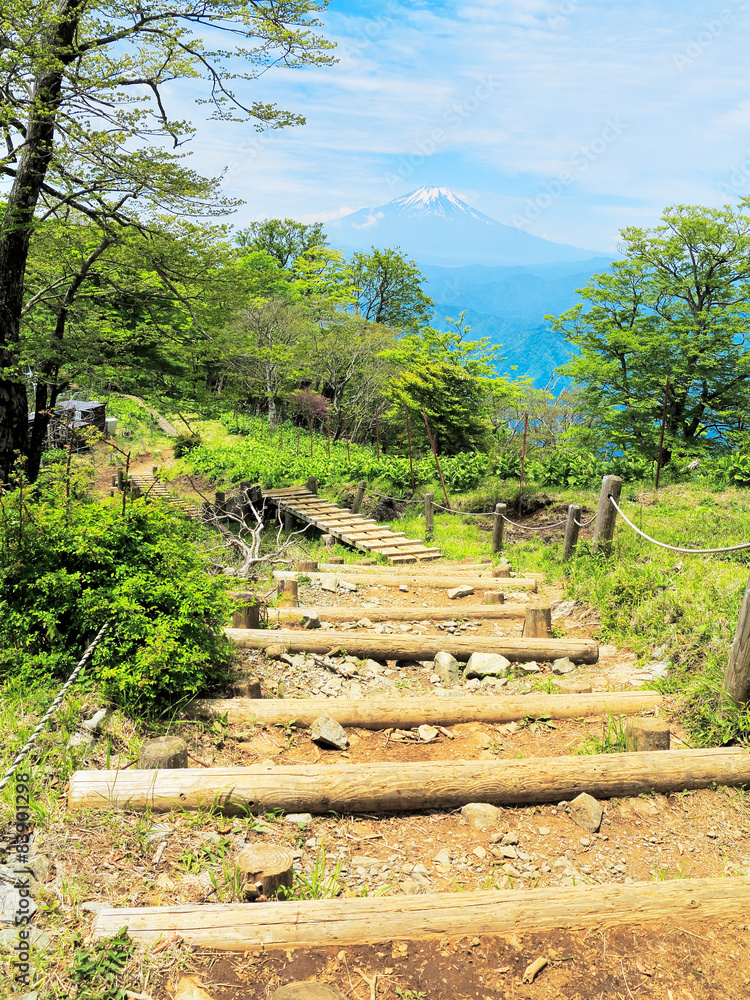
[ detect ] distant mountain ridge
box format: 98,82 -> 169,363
324,186 -> 613,382
327,185 -> 608,267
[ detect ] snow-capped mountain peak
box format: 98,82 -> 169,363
389,186 -> 494,224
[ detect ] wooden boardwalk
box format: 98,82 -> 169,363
262,485 -> 442,563
128,472 -> 201,518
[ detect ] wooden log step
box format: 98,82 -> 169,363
226,628 -> 598,663
273,572 -> 537,591
69,747 -> 750,814
390,553 -> 443,563
267,604 -> 525,622
339,532 -> 406,544
375,545 -> 442,557
188,691 -> 662,728
359,539 -> 429,552
90,876 -> 750,950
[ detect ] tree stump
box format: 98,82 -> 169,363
321,534 -> 334,550
483,592 -> 505,605
625,717 -> 670,752
236,844 -> 294,900
525,604 -> 552,639
272,985 -> 349,1000
492,563 -> 511,578
139,737 -> 188,770
296,561 -> 319,573
277,579 -> 299,607
232,594 -> 260,629
228,676 -> 262,699
327,556 -> 344,564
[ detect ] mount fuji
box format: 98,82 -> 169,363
325,186 -> 613,382
326,186 -> 607,267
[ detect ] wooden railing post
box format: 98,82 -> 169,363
352,480 -> 366,515
306,476 -> 318,496
425,492 -> 434,540
725,570 -> 750,705
562,504 -> 582,562
492,503 -> 506,554
592,476 -> 622,556
232,594 -> 260,629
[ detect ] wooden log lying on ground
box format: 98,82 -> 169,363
225,628 -> 598,663
68,747 -> 750,814
316,563 -> 527,576
90,876 -> 750,950
273,571 -> 538,592
188,691 -> 662,728
267,604 -> 525,623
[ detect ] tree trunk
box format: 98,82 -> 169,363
0,0 -> 84,479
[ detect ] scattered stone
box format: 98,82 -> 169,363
175,976 -> 217,1000
502,864 -> 521,878
301,611 -> 321,630
310,715 -> 349,750
81,900 -> 109,914
580,838 -> 590,847
399,584 -> 409,592
265,644 -> 288,659
139,736 -> 188,770
447,584 -> 474,600
538,826 -> 551,836
400,879 -> 421,895
24,855 -> 49,882
461,802 -> 503,830
0,884 -> 37,923
338,580 -> 357,593
473,846 -> 487,860
433,651 -> 461,686
625,717 -> 670,752
464,652 -> 511,679
500,846 -> 518,859
320,575 -> 338,593
501,832 -> 519,846
285,813 -> 313,826
365,659 -> 384,674
552,657 -> 577,675
519,661 -> 540,674
569,792 -> 603,833
417,725 -> 439,743
81,707 -> 108,734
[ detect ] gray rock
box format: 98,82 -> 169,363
461,802 -> 503,830
67,732 -> 94,752
447,584 -> 475,600
519,661 -> 540,674
320,575 -> 338,593
400,879 -> 421,894
365,658 -> 384,674
464,652 -> 511,679
310,715 -> 349,750
81,707 -> 109,734
285,813 -> 313,826
501,832 -> 519,845
552,657 -> 577,675
433,651 -> 461,685
399,584 -> 409,592
0,884 -> 37,923
417,725 -> 439,743
338,580 -> 358,593
81,900 -> 109,914
301,610 -> 321,630
24,856 -> 49,882
569,792 -> 603,832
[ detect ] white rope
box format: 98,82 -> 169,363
501,514 -> 569,531
574,515 -> 597,528
610,498 -> 750,554
0,622 -> 110,794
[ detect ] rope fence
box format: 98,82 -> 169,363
609,497 -> 750,555
0,622 -> 110,794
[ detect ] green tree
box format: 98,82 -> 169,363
0,0 -> 335,480
350,247 -> 434,330
236,218 -> 328,268
550,205 -> 750,463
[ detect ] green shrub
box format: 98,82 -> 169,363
173,432 -> 203,458
0,468 -> 235,717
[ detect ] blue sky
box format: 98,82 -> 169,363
183,0 -> 750,252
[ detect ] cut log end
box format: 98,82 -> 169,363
236,844 -> 294,900
138,737 -> 188,770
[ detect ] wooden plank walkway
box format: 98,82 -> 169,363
263,486 -> 442,563
129,473 -> 201,519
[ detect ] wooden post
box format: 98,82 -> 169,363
655,376 -> 670,489
519,410 -> 529,496
425,492 -> 434,540
296,560 -> 319,573
352,480 -> 366,515
116,469 -> 124,490
592,475 -> 623,556
277,580 -> 299,607
151,464 -> 157,476
421,408 -> 450,509
562,504 -> 582,562
284,508 -> 294,532
492,503 -> 506,554
725,569 -> 750,705
525,603 -> 552,639
232,595 -> 261,630
405,406 -> 415,492
306,476 -> 318,496
110,474 -> 117,489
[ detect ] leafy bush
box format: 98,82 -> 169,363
173,431 -> 203,458
0,468 -> 235,717
704,452 -> 750,487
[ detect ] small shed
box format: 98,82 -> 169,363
55,399 -> 106,433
